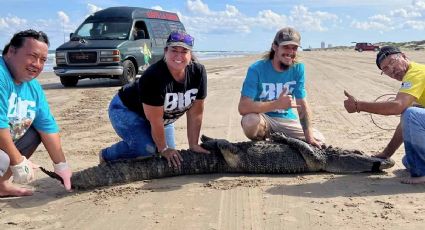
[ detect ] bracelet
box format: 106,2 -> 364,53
354,100 -> 360,113
159,146 -> 168,154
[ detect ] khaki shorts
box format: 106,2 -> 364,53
261,114 -> 325,143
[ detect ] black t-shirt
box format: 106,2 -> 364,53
118,59 -> 207,125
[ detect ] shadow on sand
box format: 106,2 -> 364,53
5,170 -> 424,208
266,169 -> 425,198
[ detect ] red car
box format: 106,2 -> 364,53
354,42 -> 380,52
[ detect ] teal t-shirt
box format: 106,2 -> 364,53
241,59 -> 307,119
0,57 -> 58,141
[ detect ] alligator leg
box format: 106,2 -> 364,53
215,139 -> 243,168
270,132 -> 325,171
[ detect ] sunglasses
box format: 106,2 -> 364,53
167,32 -> 194,47
377,51 -> 401,69
380,56 -> 400,76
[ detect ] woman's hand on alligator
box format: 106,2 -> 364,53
160,148 -> 183,168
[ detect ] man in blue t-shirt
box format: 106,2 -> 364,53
238,27 -> 324,147
0,30 -> 72,197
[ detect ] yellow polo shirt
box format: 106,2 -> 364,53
399,62 -> 425,106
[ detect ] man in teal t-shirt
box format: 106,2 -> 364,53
0,30 -> 72,197
239,27 -> 324,148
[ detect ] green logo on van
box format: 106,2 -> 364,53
142,43 -> 152,66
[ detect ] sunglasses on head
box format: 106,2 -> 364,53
378,52 -> 393,65
167,31 -> 194,47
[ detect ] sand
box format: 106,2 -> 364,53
1,50 -> 424,229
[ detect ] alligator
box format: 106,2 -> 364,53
41,133 -> 395,190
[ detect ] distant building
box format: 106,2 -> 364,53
328,44 -> 332,48
321,41 -> 325,49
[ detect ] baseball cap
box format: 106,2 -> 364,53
166,31 -> 194,50
376,46 -> 401,69
273,27 -> 301,47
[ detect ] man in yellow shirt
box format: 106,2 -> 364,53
344,46 -> 425,184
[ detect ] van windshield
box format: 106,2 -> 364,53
73,21 -> 131,40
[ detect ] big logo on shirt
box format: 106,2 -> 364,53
259,81 -> 296,114
259,81 -> 296,100
164,89 -> 198,111
163,89 -> 198,125
7,92 -> 36,140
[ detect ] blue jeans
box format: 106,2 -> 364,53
401,107 -> 425,177
101,94 -> 176,161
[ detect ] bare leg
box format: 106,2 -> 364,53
241,113 -> 267,140
401,176 -> 425,184
0,170 -> 33,197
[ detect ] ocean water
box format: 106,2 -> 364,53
194,51 -> 258,60
43,51 -> 259,72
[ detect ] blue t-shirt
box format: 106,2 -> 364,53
0,57 -> 58,141
241,59 -> 307,119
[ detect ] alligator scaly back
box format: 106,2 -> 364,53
41,134 -> 395,190
62,149 -> 231,190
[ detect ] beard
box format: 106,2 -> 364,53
280,62 -> 290,70
278,53 -> 295,71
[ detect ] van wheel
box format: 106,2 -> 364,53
358,48 -> 363,52
119,60 -> 136,85
60,76 -> 79,87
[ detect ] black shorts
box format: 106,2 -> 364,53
0,126 -> 41,176
14,126 -> 42,158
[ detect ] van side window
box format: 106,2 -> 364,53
149,21 -> 185,46
133,21 -> 149,40
74,21 -> 130,40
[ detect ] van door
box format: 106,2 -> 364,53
146,19 -> 186,64
126,20 -> 153,73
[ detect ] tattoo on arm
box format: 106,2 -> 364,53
297,99 -> 312,132
300,116 -> 311,131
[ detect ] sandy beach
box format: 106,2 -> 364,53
1,50 -> 425,229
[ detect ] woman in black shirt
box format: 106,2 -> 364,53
99,31 -> 209,167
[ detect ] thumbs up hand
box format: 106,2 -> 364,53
343,90 -> 359,113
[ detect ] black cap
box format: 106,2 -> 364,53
376,46 -> 401,69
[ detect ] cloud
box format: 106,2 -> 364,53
351,20 -> 393,31
182,0 -> 249,34
413,0 -> 425,10
57,11 -> 70,24
404,20 -> 425,30
0,16 -> 27,30
289,5 -> 338,31
351,1 -> 425,31
87,3 -> 102,15
182,0 -> 338,35
187,0 -> 211,15
234,0 -> 413,8
369,14 -> 391,23
151,5 -> 164,11
390,9 -> 421,18
255,10 -> 288,30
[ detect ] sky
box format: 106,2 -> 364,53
1,0 -> 425,51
